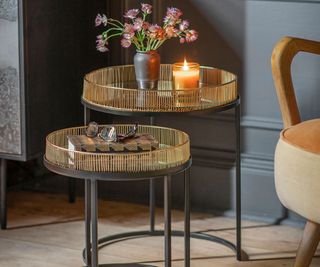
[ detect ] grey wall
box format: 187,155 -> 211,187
243,0 -> 320,222
153,0 -> 320,223
124,0 -> 320,223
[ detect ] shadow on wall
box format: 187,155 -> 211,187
160,0 -> 244,77
153,0 -> 246,213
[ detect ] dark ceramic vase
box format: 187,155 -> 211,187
134,50 -> 160,90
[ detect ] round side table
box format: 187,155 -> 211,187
81,65 -> 247,263
44,125 -> 192,267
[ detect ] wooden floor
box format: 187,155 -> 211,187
0,191 -> 319,267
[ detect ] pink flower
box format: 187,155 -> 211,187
164,7 -> 183,25
124,23 -> 134,32
96,35 -> 108,52
121,38 -> 131,48
148,24 -> 165,40
123,32 -> 134,40
97,45 -> 108,52
165,26 -> 178,38
167,7 -> 183,18
147,24 -> 159,38
124,9 -> 139,19
95,14 -> 108,27
142,21 -> 150,30
123,23 -> 135,39
133,18 -> 144,31
185,30 -> 198,42
141,3 -> 152,14
179,20 -> 189,31
94,5 -> 198,52
96,34 -> 103,41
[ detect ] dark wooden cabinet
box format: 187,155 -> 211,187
0,0 -> 109,161
0,0 -> 109,228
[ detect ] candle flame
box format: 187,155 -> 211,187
183,58 -> 189,71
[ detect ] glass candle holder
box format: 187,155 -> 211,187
173,62 -> 200,89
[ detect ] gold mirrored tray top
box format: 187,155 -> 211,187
82,64 -> 237,113
45,125 -> 190,173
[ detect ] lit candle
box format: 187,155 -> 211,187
173,59 -> 200,89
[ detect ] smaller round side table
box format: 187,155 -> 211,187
44,125 -> 192,267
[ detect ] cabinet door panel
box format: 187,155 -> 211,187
0,0 -> 22,156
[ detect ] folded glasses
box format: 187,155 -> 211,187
85,122 -> 138,142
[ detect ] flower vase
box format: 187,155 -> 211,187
134,50 -> 160,90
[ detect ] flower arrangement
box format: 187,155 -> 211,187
95,3 -> 198,52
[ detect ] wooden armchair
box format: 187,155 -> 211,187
272,37 -> 320,267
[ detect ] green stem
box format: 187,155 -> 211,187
154,40 -> 165,50
150,39 -> 157,50
146,38 -> 151,51
140,40 -> 146,51
149,40 -> 154,50
105,28 -> 123,34
154,40 -> 161,50
108,18 -> 124,27
105,32 -> 123,41
151,40 -> 165,50
132,37 -> 141,50
107,21 -> 123,29
136,31 -> 145,50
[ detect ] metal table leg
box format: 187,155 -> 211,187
91,179 -> 98,267
79,164 -> 249,266
235,103 -> 242,261
164,175 -> 172,267
150,178 -> 156,232
0,159 -> 7,230
184,170 -> 191,267
84,106 -> 92,266
149,116 -> 156,233
85,179 -> 91,266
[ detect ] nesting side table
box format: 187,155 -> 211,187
44,125 -> 191,267
80,64 -> 247,262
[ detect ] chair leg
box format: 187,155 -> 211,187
0,159 -> 7,229
294,220 -> 320,267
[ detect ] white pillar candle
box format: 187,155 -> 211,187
173,60 -> 200,89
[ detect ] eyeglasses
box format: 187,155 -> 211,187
85,122 -> 138,142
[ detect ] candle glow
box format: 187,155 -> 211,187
183,58 -> 189,71
173,59 -> 200,89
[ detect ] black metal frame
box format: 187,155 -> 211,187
78,96 -> 247,265
44,157 -> 192,267
81,97 -> 240,118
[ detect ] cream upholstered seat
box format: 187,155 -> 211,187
272,37 -> 320,267
275,119 -> 320,224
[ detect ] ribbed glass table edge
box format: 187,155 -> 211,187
82,64 -> 238,113
45,125 -> 190,173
